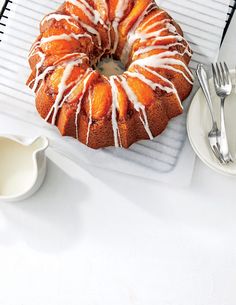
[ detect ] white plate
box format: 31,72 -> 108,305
187,70 -> 236,176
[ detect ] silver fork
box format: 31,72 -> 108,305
197,64 -> 225,164
212,62 -> 234,164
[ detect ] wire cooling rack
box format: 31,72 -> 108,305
222,0 -> 236,43
1,0 -> 234,41
0,0 -> 235,45
0,0 -> 235,185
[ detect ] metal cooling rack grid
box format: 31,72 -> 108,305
0,0 -> 235,178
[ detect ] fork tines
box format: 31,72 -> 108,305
212,62 -> 231,88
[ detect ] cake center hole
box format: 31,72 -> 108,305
96,57 -> 125,77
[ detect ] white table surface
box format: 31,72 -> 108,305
0,1 -> 236,304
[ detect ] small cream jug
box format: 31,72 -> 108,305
0,135 -> 49,202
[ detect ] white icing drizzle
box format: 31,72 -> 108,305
166,23 -> 178,34
29,31 -> 92,91
125,67 -> 183,109
109,76 -> 122,147
28,42 -> 46,91
67,0 -> 98,24
141,18 -> 171,33
97,0 -> 108,21
107,21 -> 112,51
74,70 -> 97,139
139,10 -> 166,30
45,57 -> 85,124
146,2 -> 157,14
77,0 -> 93,12
30,50 -> 44,87
86,88 -> 93,145
29,52 -> 88,92
125,70 -> 173,94
111,0 -> 130,54
122,31 -> 182,65
48,65 -> 74,124
131,28 -> 168,44
119,75 -> 153,140
130,52 -> 194,84
120,1 -> 192,71
59,72 -> 83,99
54,52 -> 89,65
29,41 -> 40,59
133,42 -> 192,57
28,46 -> 45,90
41,13 -> 72,25
112,21 -> 119,53
115,0 -> 130,21
141,65 -> 183,108
75,103 -> 82,139
108,23 -> 112,50
41,13 -> 102,47
120,2 -> 155,65
150,33 -> 182,43
80,0 -> 100,24
67,0 -> 107,27
79,20 -> 102,46
28,15 -> 91,93
32,65 -> 55,92
41,32 -> 92,44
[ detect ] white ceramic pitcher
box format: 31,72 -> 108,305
0,135 -> 49,202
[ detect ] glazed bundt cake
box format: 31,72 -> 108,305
27,0 -> 193,149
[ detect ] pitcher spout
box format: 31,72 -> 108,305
30,136 -> 49,152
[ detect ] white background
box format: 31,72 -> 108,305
0,1 -> 236,304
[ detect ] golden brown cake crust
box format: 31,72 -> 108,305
27,0 -> 194,149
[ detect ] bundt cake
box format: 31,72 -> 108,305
27,0 -> 194,149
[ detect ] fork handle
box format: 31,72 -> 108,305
197,64 -> 217,126
220,97 -> 230,156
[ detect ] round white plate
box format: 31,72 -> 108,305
187,70 -> 236,176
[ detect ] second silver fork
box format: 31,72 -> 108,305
212,62 -> 234,164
